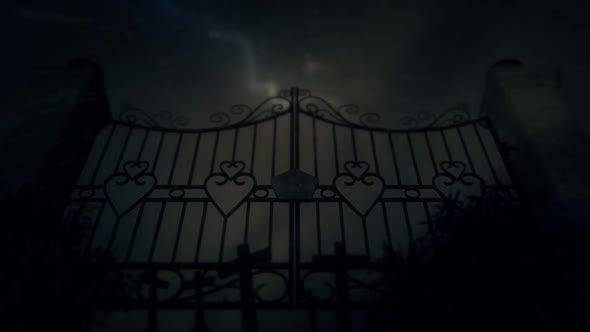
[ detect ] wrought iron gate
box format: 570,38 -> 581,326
69,88 -> 518,331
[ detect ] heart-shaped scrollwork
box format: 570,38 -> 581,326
440,161 -> 466,179
434,160 -> 484,208
334,161 -> 384,217
343,161 -> 370,180
105,160 -> 156,216
124,160 -> 150,179
219,160 -> 246,180
205,161 -> 255,217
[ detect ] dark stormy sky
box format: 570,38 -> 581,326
4,0 -> 590,128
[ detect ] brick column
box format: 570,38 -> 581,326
481,59 -> 590,330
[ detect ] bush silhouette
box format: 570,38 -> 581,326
374,195 -> 575,331
0,185 -> 129,332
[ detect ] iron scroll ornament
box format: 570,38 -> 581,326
104,160 -> 156,217
333,161 -> 385,217
433,160 -> 485,209
298,94 -> 381,128
205,160 -> 256,217
300,270 -> 395,304
118,103 -> 190,129
130,269 -> 289,305
399,104 -> 471,129
118,88 -> 473,131
297,90 -> 471,130
208,95 -> 291,127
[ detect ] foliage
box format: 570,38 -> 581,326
0,185 -> 129,332
375,195 -> 575,331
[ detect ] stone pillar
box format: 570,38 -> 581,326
0,58 -> 111,206
481,59 -> 590,330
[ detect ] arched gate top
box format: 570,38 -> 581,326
114,87 -> 477,134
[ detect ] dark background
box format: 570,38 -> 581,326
2,0 -> 590,331
3,0 -> 590,129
